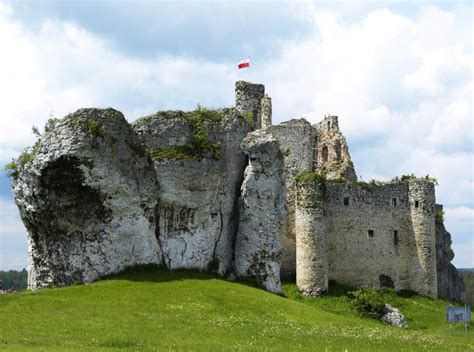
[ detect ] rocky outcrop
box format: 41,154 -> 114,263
133,109 -> 251,274
13,108 -> 161,289
235,130 -> 285,293
381,304 -> 407,328
436,205 -> 466,303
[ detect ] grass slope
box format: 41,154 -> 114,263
0,267 -> 472,351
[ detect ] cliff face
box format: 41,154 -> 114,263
13,108 -> 161,289
235,129 -> 285,293
435,206 -> 466,302
132,109 -> 251,274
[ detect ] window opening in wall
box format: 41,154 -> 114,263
327,121 -> 331,130
393,230 -> 399,246
368,230 -> 374,238
415,200 -> 419,208
392,198 -> 397,206
322,146 -> 328,163
343,197 -> 350,206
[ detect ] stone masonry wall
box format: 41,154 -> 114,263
314,116 -> 356,181
235,81 -> 265,128
408,180 -> 437,298
267,119 -> 315,278
295,180 -> 328,296
324,181 -> 437,296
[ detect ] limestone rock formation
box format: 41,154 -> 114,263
133,109 -> 251,274
381,304 -> 407,328
436,205 -> 466,302
235,129 -> 285,293
13,108 -> 161,289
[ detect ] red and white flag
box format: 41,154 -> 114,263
238,58 -> 250,69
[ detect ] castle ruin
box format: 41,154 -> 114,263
11,81 -> 465,302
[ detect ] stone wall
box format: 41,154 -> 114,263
267,119 -> 315,278
314,116 -> 356,181
235,81 -> 272,130
295,180 -> 328,296
317,179 -> 437,297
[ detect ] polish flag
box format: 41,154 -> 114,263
238,58 -> 250,69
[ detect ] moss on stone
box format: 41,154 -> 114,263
295,171 -> 327,184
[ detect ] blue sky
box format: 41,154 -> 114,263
0,0 -> 472,269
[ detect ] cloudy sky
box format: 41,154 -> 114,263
0,0 -> 472,270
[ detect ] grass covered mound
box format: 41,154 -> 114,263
0,266 -> 472,351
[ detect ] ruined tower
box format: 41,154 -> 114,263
408,179 -> 438,298
295,178 -> 328,296
235,81 -> 271,129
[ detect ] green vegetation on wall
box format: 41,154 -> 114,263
148,106 -> 223,161
295,171 -> 327,184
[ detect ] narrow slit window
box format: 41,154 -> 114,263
368,230 -> 374,238
415,200 -> 419,208
343,197 -> 350,206
392,198 -> 397,206
327,121 -> 331,130
393,230 -> 399,246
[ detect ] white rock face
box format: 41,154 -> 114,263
133,109 -> 251,274
235,130 -> 285,293
13,109 -> 161,289
381,304 -> 408,328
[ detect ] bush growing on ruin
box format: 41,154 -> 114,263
349,287 -> 386,319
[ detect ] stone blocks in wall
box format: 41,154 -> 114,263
295,179 -> 328,296
235,80 -> 270,129
314,116 -> 356,181
408,180 -> 438,298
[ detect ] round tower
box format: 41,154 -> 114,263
408,179 -> 437,298
295,177 -> 328,296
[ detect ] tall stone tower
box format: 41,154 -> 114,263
235,81 -> 272,129
408,179 -> 438,298
295,178 -> 328,296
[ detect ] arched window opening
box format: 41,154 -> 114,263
322,146 -> 328,163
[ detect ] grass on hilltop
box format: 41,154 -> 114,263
0,266 -> 472,351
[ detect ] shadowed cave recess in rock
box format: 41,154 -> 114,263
11,81 -> 465,302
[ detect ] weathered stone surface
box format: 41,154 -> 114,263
133,109 -> 251,274
381,304 -> 408,328
436,205 -> 466,303
235,129 -> 285,293
235,81 -> 266,128
314,115 -> 356,181
267,119 -> 315,279
295,180 -> 328,296
13,108 -> 161,289
10,81 -> 465,301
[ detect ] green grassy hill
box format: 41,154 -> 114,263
0,267 -> 472,351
